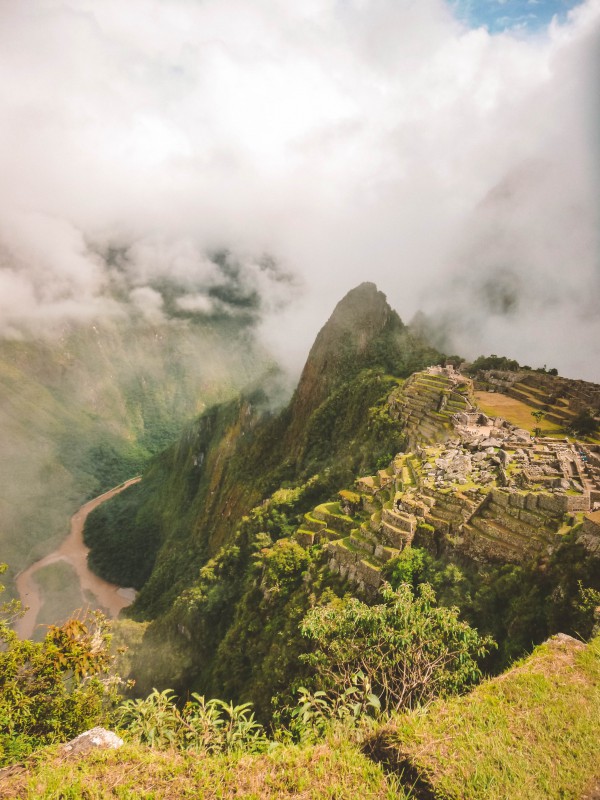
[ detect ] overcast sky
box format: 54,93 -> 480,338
0,0 -> 598,380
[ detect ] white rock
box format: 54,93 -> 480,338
62,727 -> 124,756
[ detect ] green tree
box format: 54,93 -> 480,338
300,583 -> 493,713
570,409 -> 599,438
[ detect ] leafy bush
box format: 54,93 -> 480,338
0,569 -> 120,765
300,583 -> 494,713
289,671 -> 381,742
118,688 -> 268,753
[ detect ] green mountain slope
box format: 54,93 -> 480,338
85,282 -> 599,720
86,283 -> 439,615
84,284 -> 444,699
0,315 -> 269,597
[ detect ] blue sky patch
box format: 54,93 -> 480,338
450,0 -> 584,33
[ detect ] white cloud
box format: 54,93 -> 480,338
175,294 -> 214,314
0,0 -> 598,378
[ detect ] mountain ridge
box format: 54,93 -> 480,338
76,283 -> 599,713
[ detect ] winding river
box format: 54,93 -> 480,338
15,476 -> 142,640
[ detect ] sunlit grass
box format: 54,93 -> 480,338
1,738 -> 403,800
368,634 -> 600,800
474,391 -> 564,436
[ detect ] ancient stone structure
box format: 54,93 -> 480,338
294,367 -> 600,593
580,512 -> 600,554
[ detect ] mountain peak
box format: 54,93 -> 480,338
283,284 -> 405,446
325,282 -> 391,335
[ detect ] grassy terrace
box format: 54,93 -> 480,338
367,634 -> 600,800
474,391 -> 563,436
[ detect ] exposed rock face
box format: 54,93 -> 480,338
61,727 -> 123,756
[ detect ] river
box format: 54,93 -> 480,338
14,476 -> 142,640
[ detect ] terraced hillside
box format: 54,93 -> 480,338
294,367 -> 598,592
388,367 -> 473,449
476,369 -> 600,431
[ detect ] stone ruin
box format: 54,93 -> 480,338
294,366 -> 600,595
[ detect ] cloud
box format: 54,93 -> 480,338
0,0 -> 598,378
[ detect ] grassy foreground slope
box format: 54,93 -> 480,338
367,632 -> 600,800
1,634 -> 597,799
0,737 -> 401,800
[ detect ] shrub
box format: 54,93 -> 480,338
118,688 -> 268,753
300,583 -> 494,713
0,568 -> 120,765
289,671 -> 381,742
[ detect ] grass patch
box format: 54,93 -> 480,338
367,634 -> 600,800
0,738 -> 402,800
474,391 -> 563,436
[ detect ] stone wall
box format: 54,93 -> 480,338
580,512 -> 600,554
326,541 -> 382,596
489,488 -> 588,515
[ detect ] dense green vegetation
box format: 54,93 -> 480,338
299,583 -> 492,712
0,567 -> 118,766
83,368 -> 416,619
383,541 -> 600,670
84,484 -> 161,589
465,353 -> 521,373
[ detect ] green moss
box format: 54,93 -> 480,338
339,490 -> 362,505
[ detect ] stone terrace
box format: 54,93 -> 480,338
294,367 -> 600,595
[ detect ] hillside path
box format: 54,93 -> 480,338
14,476 -> 142,639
